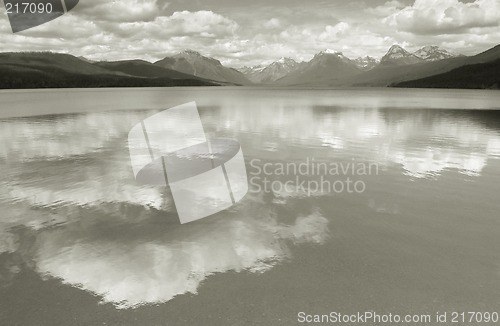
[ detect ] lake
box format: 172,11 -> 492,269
1,87 -> 500,325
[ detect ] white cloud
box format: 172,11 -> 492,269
103,11 -> 239,39
0,10 -> 240,62
78,0 -> 161,22
385,0 -> 500,34
264,18 -> 282,29
0,0 -> 498,65
318,22 -> 350,42
366,0 -> 406,16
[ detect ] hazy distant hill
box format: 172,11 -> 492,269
95,59 -> 212,80
0,52 -> 119,76
468,44 -> 500,63
154,50 -> 251,85
0,52 -> 217,89
392,59 -> 500,89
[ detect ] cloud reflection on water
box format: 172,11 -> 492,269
1,90 -> 500,308
205,104 -> 500,178
34,209 -> 328,308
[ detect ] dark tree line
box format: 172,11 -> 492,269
393,59 -> 500,90
0,68 -> 217,89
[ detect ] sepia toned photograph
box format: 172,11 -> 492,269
0,0 -> 499,325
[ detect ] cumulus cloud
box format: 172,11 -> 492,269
163,10 -> 239,36
0,8 -> 240,62
264,18 -> 282,29
366,0 -> 406,16
318,22 -> 350,42
0,0 -> 499,65
385,0 -> 500,34
78,0 -> 162,22
102,10 -> 238,40
272,22 -> 395,61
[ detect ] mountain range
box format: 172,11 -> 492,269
240,57 -> 301,84
380,45 -> 424,66
0,44 -> 499,89
154,50 -> 250,85
0,52 -> 219,89
354,56 -> 379,71
273,50 -> 361,86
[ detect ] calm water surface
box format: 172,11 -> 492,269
1,87 -> 500,325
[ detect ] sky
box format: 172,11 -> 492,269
1,0 -> 499,66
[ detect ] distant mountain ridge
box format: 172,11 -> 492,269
154,50 -> 251,85
0,52 -> 218,89
380,45 -> 424,66
240,57 -> 302,83
274,50 -> 361,86
1,44 -> 498,89
353,44 -> 500,88
392,45 -> 500,89
0,52 -> 118,76
238,44 -> 465,86
413,45 -> 458,61
354,56 -> 379,71
95,59 -> 208,80
393,59 -> 500,89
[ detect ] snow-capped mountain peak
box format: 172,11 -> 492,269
238,65 -> 265,75
314,50 -> 353,65
276,57 -> 289,63
380,45 -> 423,66
354,56 -> 379,71
272,57 -> 298,68
318,49 -> 346,57
322,49 -> 342,55
413,45 -> 457,61
385,45 -> 411,59
238,57 -> 300,83
180,49 -> 202,56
